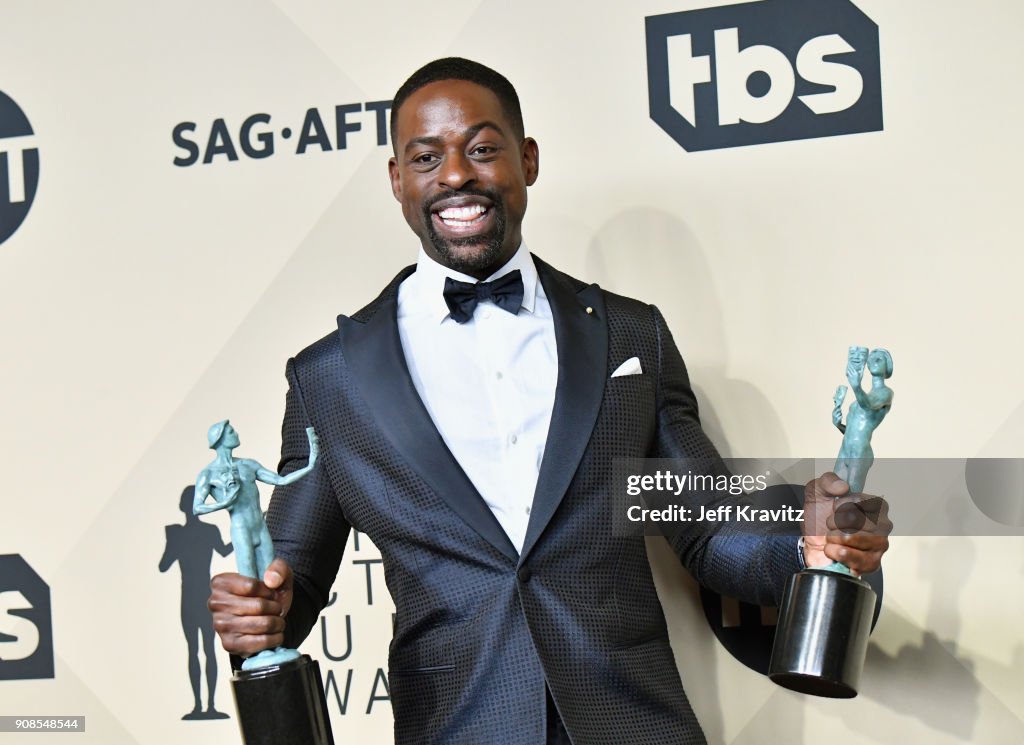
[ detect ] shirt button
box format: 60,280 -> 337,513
525,506 -> 531,515
481,309 -> 492,319
496,371 -> 503,380
509,434 -> 518,444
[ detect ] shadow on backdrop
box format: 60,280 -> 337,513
589,209 -> 793,742
159,484 -> 233,720
585,208 -> 789,459
845,497 -> 983,740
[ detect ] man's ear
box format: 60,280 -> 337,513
522,137 -> 539,186
388,156 -> 402,202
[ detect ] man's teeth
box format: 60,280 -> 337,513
438,204 -> 487,225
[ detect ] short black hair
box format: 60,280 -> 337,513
390,57 -> 525,150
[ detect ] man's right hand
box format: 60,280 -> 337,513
208,557 -> 294,656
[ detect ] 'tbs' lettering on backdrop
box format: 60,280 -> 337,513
0,91 -> 39,246
0,555 -> 54,680
646,0 -> 882,151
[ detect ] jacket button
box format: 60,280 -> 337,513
517,567 -> 533,583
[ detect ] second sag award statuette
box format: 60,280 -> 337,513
194,420 -> 335,745
768,347 -> 893,697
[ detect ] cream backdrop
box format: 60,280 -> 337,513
1,0 -> 1022,743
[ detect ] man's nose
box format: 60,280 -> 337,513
439,150 -> 474,190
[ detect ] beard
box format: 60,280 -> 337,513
422,187 -> 508,274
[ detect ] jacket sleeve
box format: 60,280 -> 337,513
265,356 -> 351,648
649,304 -> 801,606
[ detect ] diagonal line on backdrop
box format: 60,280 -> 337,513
863,548 -> 1024,726
264,0 -> 358,79
54,0 -> 505,583
47,145 -> 400,734
265,0 -> 488,84
51,652 -> 145,744
52,143 -> 390,583
262,0 -> 361,82
722,687 -> 796,745
54,0 -> 506,584
852,575 -> 1024,731
911,628 -> 1024,730
716,596 -> 1024,743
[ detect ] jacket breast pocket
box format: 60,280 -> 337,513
594,375 -> 656,455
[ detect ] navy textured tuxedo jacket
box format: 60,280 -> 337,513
265,257 -> 801,745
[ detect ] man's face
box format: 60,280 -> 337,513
388,79 -> 539,279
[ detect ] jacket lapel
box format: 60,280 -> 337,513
519,258 -> 608,564
336,267 -> 519,563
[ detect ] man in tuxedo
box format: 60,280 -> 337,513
208,58 -> 889,744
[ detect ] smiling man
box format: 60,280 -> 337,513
388,74 -> 536,279
208,58 -> 889,745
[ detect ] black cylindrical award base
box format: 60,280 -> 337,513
231,654 -> 335,745
769,568 -> 877,698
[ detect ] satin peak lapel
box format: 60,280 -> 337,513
519,258 -> 608,563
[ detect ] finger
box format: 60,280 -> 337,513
264,558 -> 293,590
829,532 -> 889,552
208,593 -> 284,617
819,472 -> 850,498
856,496 -> 886,522
876,515 -> 893,536
219,632 -> 286,656
824,536 -> 886,573
836,546 -> 885,576
805,476 -> 848,533
837,496 -> 888,527
873,500 -> 891,527
823,542 -> 842,565
213,613 -> 285,637
808,472 -> 850,501
832,502 -> 867,533
211,572 -> 275,600
828,502 -> 892,536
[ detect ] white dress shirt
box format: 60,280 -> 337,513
396,243 -> 557,553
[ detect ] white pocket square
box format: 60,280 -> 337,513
610,356 -> 643,378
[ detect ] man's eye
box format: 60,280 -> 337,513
414,153 -> 438,164
471,146 -> 495,156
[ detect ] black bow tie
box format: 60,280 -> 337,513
443,270 -> 524,324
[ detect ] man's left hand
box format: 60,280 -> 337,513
802,472 -> 892,575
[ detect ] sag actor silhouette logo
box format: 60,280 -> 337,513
159,485 -> 233,720
0,555 -> 54,680
646,0 -> 883,151
0,91 -> 40,245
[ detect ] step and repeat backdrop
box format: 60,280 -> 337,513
2,0 -> 1023,743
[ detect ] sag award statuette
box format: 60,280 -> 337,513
768,347 -> 893,697
194,420 -> 335,745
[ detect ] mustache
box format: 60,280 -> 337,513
422,186 -> 503,213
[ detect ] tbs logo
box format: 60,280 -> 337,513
646,0 -> 882,151
0,91 -> 39,246
0,555 -> 54,680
